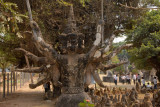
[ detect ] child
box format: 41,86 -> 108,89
146,82 -> 152,89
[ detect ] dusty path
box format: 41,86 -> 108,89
0,82 -> 55,107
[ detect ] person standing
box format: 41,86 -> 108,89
126,74 -> 131,84
43,82 -> 51,100
133,74 -> 137,85
121,75 -> 126,84
114,75 -> 118,85
153,76 -> 157,89
137,74 -> 141,85
128,74 -> 131,84
126,74 -> 129,84
43,82 -> 50,93
141,77 -> 146,89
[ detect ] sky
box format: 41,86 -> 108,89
113,36 -> 127,43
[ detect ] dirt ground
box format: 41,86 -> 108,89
0,74 -> 152,107
0,82 -> 55,107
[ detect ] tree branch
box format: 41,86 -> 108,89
98,61 -> 128,73
25,0 -> 58,57
119,3 -> 160,10
29,77 -> 51,89
15,48 -> 47,63
102,34 -> 115,54
92,70 -> 106,88
103,44 -> 133,61
84,64 -> 95,87
15,66 -> 47,73
86,23 -> 102,59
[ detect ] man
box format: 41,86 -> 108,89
137,74 -> 141,85
126,74 -> 131,84
121,75 -> 126,84
153,76 -> 157,89
114,75 -> 118,85
43,82 -> 51,100
133,74 -> 136,85
141,77 -> 146,89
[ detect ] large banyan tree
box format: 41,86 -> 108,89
1,0 -> 159,107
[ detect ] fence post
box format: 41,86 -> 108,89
16,72 -> 17,90
0,74 -> 1,96
20,72 -> 21,88
23,72 -> 24,86
13,72 -> 15,92
3,73 -> 5,98
7,73 -> 9,95
11,72 -> 12,93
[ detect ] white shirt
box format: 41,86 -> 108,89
133,75 -> 136,80
153,79 -> 157,84
126,75 -> 130,79
114,76 -> 118,80
146,84 -> 151,88
121,76 -> 126,80
137,75 -> 141,79
142,79 -> 145,84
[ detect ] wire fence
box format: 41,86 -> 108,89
0,71 -> 32,101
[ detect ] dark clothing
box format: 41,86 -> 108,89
122,80 -> 125,84
128,79 -> 131,84
142,84 -> 146,89
44,82 -> 50,93
138,79 -> 141,85
114,80 -> 117,85
154,84 -> 157,89
133,80 -> 136,85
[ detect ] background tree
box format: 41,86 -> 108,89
0,1 -> 28,70
1,0 -> 158,65
126,10 -> 160,80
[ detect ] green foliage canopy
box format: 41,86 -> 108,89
0,0 -> 27,70
126,10 -> 160,79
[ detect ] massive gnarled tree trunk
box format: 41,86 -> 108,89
14,0 -> 133,107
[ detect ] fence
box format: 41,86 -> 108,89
0,71 -> 32,100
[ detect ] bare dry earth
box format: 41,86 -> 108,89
0,82 -> 55,107
0,74 -> 152,107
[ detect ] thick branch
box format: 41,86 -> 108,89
25,0 -> 58,57
84,64 -> 95,87
15,48 -> 47,63
50,65 -> 62,87
29,77 -> 51,89
87,23 -> 102,58
119,3 -> 160,10
98,61 -> 128,72
103,44 -> 133,61
15,66 -> 47,73
102,34 -> 115,54
92,70 -> 106,88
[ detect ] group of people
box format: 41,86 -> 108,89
141,75 -> 158,89
113,74 -> 158,89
